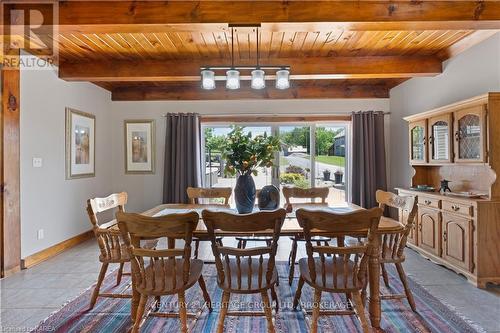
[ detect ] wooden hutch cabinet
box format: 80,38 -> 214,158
398,93 -> 500,288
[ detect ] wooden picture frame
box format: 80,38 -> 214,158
65,108 -> 95,179
124,120 -> 155,174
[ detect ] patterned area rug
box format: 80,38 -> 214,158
32,263 -> 483,332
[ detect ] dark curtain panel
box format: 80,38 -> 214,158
351,111 -> 387,208
163,113 -> 202,203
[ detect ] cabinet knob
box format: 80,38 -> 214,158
443,231 -> 447,242
455,131 -> 460,141
451,205 -> 460,211
424,200 -> 432,205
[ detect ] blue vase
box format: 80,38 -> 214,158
234,173 -> 256,214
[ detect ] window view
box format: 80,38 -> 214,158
314,126 -> 346,203
203,123 -> 348,205
279,126 -> 311,189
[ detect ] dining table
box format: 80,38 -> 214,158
132,202 -> 404,329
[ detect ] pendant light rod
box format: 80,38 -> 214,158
231,27 -> 235,69
256,27 -> 260,68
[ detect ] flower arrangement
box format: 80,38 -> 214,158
221,126 -> 281,177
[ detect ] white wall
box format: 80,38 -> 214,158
110,99 -> 390,212
20,61 -> 112,257
388,33 -> 500,191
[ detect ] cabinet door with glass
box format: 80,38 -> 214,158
428,114 -> 453,164
453,105 -> 487,163
409,120 -> 428,164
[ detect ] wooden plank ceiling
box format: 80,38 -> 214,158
26,1 -> 500,100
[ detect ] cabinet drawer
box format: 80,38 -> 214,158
442,201 -> 473,217
418,196 -> 440,209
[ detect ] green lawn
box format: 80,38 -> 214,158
313,155 -> 345,167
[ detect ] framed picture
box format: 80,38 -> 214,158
124,120 -> 155,174
65,108 -> 95,179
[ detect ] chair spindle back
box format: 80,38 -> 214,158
87,192 -> 128,262
187,187 -> 232,205
283,186 -> 329,205
296,207 -> 383,290
202,209 -> 286,290
376,190 -> 417,260
117,211 -> 199,291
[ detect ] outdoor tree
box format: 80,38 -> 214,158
204,128 -> 226,153
279,127 -> 310,153
315,127 -> 343,156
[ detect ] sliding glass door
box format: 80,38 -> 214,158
202,122 -> 349,204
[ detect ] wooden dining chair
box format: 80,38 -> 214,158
292,207 -> 383,333
86,192 -> 135,309
283,186 -> 332,286
202,209 -> 286,333
235,189 -> 275,250
186,187 -> 232,205
186,187 -> 231,258
117,211 -> 212,333
373,190 -> 418,311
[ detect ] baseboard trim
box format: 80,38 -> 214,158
2,265 -> 21,278
21,230 -> 94,269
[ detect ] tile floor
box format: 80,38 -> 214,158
1,238 -> 499,332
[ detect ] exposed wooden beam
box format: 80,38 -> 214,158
437,30 -> 499,60
1,51 -> 21,277
60,56 -> 442,82
111,81 -> 390,101
58,1 -> 500,32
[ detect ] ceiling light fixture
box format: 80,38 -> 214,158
200,25 -> 291,90
251,28 -> 265,89
226,27 -> 240,90
200,69 -> 215,90
275,69 -> 290,90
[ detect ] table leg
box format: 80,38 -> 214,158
368,235 -> 381,329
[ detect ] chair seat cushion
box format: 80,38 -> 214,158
298,257 -> 364,291
137,258 -> 203,294
220,257 -> 277,292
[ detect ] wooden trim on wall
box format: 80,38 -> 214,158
1,52 -> 21,278
200,115 -> 352,123
21,230 -> 94,269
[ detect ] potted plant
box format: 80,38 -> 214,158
334,169 -> 344,184
221,126 -> 280,213
323,169 -> 331,181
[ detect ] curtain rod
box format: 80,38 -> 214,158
163,112 -> 391,117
